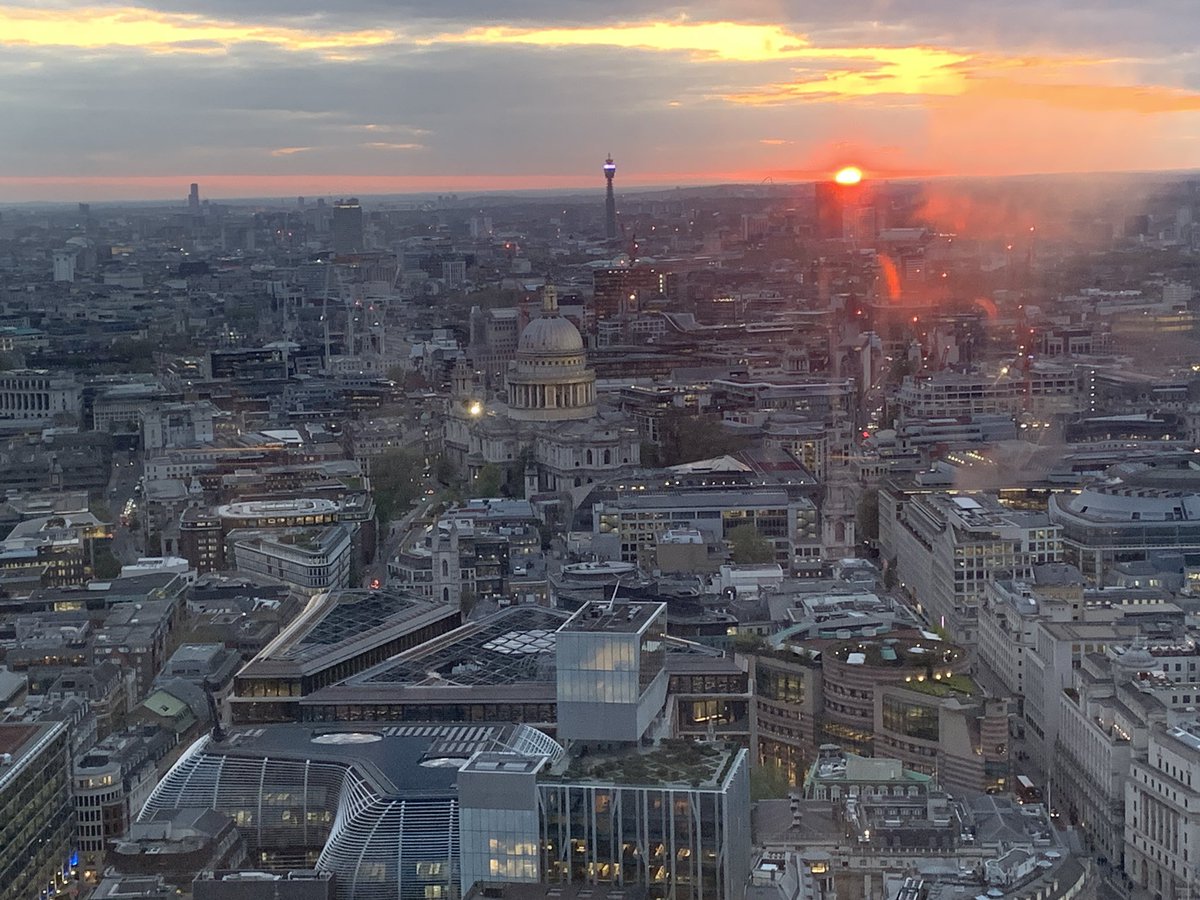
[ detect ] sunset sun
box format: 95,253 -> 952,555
834,165 -> 864,185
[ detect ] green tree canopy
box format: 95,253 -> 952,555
728,524 -> 775,565
659,412 -> 750,467
372,448 -> 424,523
92,543 -> 122,579
471,463 -> 504,498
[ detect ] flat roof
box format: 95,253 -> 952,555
460,751 -> 546,775
205,722 -> 550,796
239,589 -> 459,678
351,606 -> 571,688
549,740 -> 742,790
559,600 -> 664,635
601,489 -> 791,511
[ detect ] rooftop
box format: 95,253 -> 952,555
551,739 -> 741,789
240,588 -> 459,678
560,600 -> 665,635
355,606 -> 570,687
203,722 -> 560,796
0,720 -> 65,793
216,498 -> 339,518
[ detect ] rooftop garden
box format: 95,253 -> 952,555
832,637 -> 963,670
900,673 -> 979,698
552,739 -> 734,788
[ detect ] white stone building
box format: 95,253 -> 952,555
228,523 -> 353,595
445,286 -> 640,496
0,369 -> 81,424
879,487 -> 1062,644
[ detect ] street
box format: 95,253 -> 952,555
362,487 -> 437,588
106,452 -> 143,565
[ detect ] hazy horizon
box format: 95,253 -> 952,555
3,166 -> 1199,208
4,2 -> 1200,203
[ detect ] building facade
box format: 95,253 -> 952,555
880,487 -> 1062,644
0,370 -> 82,424
229,524 -> 353,595
0,721 -> 75,900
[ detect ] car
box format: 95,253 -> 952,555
369,577 -> 382,590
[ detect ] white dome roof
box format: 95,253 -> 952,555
518,314 -> 584,355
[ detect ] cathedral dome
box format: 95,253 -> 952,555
505,285 -> 597,423
518,314 -> 584,355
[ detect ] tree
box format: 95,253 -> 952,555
372,448 -> 424,524
659,412 -> 750,467
882,559 -> 898,591
92,543 -> 121,579
856,489 -> 880,545
750,760 -> 794,802
471,464 -> 503,499
728,524 -> 775,565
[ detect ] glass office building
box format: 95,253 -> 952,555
555,601 -> 668,743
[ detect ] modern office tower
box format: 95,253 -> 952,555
555,600 -> 668,744
188,182 -> 200,210
230,588 -> 461,723
1050,476 -> 1200,583
603,156 -> 617,239
458,752 -> 545,891
537,740 -> 751,900
591,485 -> 820,569
544,600 -> 751,900
332,198 -> 364,256
145,599 -> 752,900
0,721 -> 75,900
53,248 -> 76,282
227,523 -> 354,596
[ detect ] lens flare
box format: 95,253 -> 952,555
834,166 -> 863,185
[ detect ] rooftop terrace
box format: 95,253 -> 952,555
551,738 -> 740,789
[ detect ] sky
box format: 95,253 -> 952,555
3,1 -> 1200,201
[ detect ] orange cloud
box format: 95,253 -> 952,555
363,142 -> 425,150
0,4 -> 396,55
426,21 -> 810,62
966,78 -> 1200,114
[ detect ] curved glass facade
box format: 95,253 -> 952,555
141,725 -> 562,900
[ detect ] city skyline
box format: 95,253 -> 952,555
4,1 -> 1200,201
